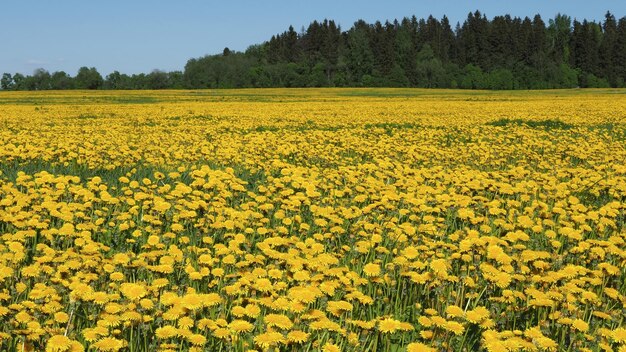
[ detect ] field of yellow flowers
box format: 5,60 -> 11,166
0,88 -> 625,352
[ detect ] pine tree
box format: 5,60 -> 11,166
345,21 -> 375,83
370,21 -> 395,76
439,16 -> 455,63
615,18 -> 626,86
321,20 -> 342,82
395,18 -> 418,83
458,11 -> 490,69
547,14 -> 572,64
530,14 -> 548,70
600,12 -> 618,86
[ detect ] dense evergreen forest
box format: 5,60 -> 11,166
3,11 -> 626,90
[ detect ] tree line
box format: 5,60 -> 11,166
2,11 -> 626,90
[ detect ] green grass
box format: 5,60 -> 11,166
2,87 -> 626,106
486,118 -> 574,130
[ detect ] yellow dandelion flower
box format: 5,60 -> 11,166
494,272 -> 512,288
147,235 -> 160,246
254,331 -> 286,349
254,278 -> 273,292
287,286 -> 320,304
91,292 -> 110,305
187,334 -> 206,346
293,270 -> 311,281
15,310 -> 32,323
287,330 -> 310,344
16,282 -> 27,293
571,319 -> 589,332
264,314 -> 293,330
420,330 -> 434,339
151,278 -> 169,289
54,312 -> 70,324
119,283 -> 147,301
104,303 -> 123,315
445,305 -> 464,318
322,342 -> 341,352
445,321 -> 465,335
536,337 -> 558,350
46,335 -> 72,352
199,293 -> 222,307
466,306 -> 490,323
178,316 -> 194,329
139,298 -> 154,310
245,304 -> 261,318
363,263 -> 381,277
424,308 -> 438,316
327,300 -> 353,316
418,316 -> 433,327
407,342 -> 436,352
229,320 -> 255,333
484,340 -> 508,352
180,293 -> 203,310
109,272 -> 124,281
430,316 -> 447,327
91,337 -> 127,351
231,306 -> 246,317
402,246 -> 419,259
212,327 -> 231,339
170,223 -> 184,232
611,328 -> 626,343
399,322 -> 415,331
378,318 -> 402,334
155,325 -> 179,339
68,341 -> 84,352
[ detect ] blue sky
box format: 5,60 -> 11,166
2,0 -> 625,76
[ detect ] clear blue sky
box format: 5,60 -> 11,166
2,0 -> 625,76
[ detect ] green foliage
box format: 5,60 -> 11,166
486,69 -> 514,90
4,11 -> 626,90
414,44 -> 448,88
557,64 -> 579,88
584,73 -> 611,88
460,64 -> 485,89
309,63 -> 329,87
1,73 -> 14,90
486,118 -> 574,130
75,67 -> 103,90
50,71 -> 74,90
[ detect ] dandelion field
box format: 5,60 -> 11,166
1,88 -> 626,351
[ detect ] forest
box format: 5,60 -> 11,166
2,11 -> 625,90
